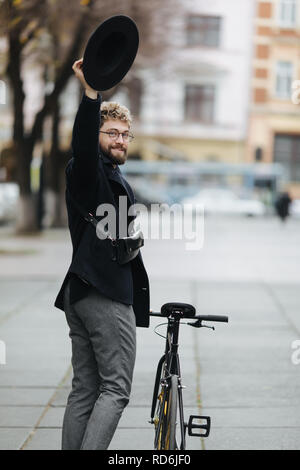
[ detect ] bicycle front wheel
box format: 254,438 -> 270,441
154,374 -> 178,450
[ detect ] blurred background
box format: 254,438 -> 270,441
0,0 -> 300,451
0,0 -> 299,230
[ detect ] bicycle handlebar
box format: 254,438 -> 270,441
195,314 -> 228,323
149,311 -> 228,323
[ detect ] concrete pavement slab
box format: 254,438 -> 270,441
201,406 -> 300,428
0,281 -> 70,388
1,216 -> 300,450
195,372 -> 300,407
0,280 -> 52,320
204,427 -> 300,450
23,428 -> 61,451
0,428 -> 32,450
50,386 -> 71,407
109,428 -> 157,450
36,406 -> 63,428
0,405 -> 45,427
0,387 -> 56,406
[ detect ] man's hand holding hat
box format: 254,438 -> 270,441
72,58 -> 98,100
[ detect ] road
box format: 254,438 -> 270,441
0,214 -> 299,450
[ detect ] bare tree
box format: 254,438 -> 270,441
0,0 -> 174,232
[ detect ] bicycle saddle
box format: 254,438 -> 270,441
161,302 -> 196,318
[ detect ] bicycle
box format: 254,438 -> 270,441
149,302 -> 228,450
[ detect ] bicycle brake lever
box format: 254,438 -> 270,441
187,320 -> 215,330
187,319 -> 201,328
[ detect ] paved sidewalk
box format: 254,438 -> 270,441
0,216 -> 300,450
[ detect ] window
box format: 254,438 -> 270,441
275,61 -> 293,99
186,15 -> 221,47
128,77 -> 143,119
185,85 -> 215,123
278,0 -> 297,27
274,134 -> 300,181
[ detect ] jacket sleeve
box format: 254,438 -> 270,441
69,92 -> 101,192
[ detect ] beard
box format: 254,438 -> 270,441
102,143 -> 128,165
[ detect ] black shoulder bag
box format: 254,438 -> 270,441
67,190 -> 144,265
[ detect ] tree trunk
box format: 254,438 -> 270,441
6,28 -> 38,233
43,100 -> 63,227
15,193 -> 38,233
43,187 -> 59,228
14,138 -> 39,233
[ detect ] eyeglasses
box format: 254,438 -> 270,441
100,130 -> 134,142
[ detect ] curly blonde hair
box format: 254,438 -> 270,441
100,101 -> 132,128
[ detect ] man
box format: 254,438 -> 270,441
275,191 -> 292,223
54,58 -> 150,450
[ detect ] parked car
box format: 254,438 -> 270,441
167,184 -> 201,204
181,188 -> 266,216
128,178 -> 174,206
0,183 -> 19,223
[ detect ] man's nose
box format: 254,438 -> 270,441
116,133 -> 124,143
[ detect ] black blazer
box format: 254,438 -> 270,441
54,93 -> 150,328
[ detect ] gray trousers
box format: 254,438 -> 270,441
62,280 -> 136,450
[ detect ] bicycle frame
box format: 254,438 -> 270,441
149,305 -> 228,450
150,313 -> 186,450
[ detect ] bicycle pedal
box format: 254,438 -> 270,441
187,415 -> 211,437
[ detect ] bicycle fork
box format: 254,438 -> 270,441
176,373 -> 211,448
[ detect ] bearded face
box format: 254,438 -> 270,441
99,119 -> 130,165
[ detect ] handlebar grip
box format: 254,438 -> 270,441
150,311 -> 229,322
196,315 -> 228,323
149,311 -> 162,317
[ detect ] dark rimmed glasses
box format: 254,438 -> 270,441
100,130 -> 134,143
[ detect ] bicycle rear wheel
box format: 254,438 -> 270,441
154,374 -> 178,450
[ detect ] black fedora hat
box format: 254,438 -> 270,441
82,15 -> 139,91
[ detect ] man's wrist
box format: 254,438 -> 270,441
85,88 -> 98,100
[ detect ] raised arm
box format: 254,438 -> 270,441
69,58 -> 101,191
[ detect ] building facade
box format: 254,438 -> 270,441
247,0 -> 300,196
130,0 -> 255,165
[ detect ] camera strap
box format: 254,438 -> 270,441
67,188 -> 144,265
66,189 -> 115,242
